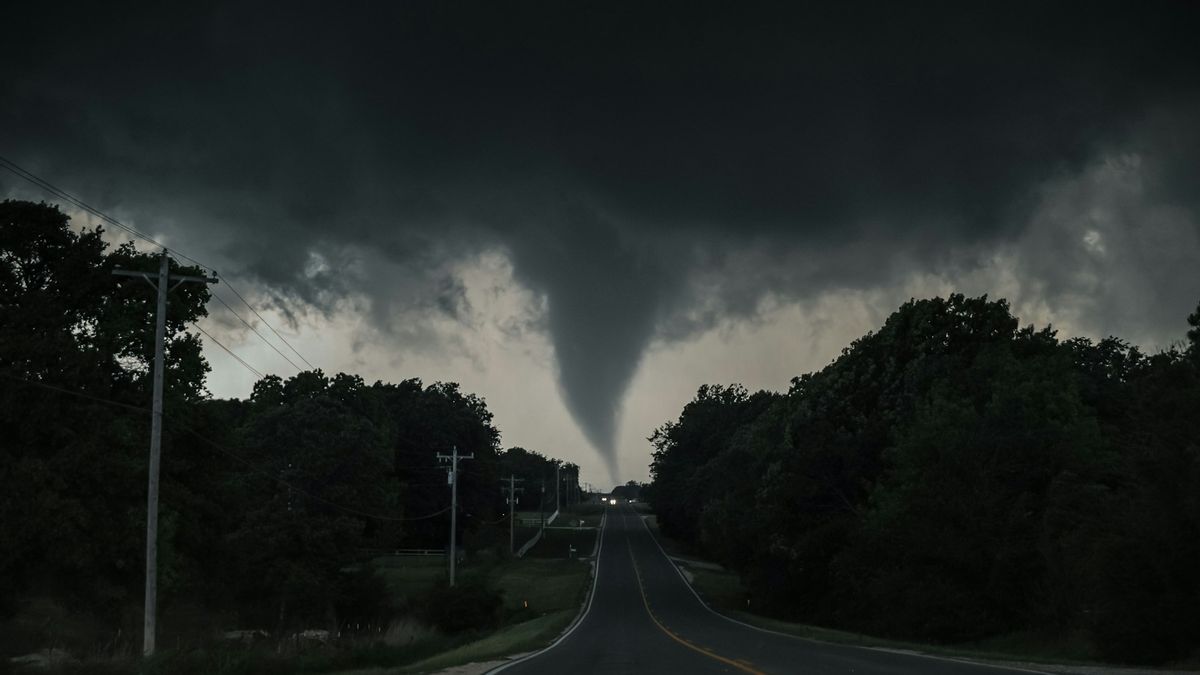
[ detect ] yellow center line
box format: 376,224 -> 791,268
627,542 -> 766,675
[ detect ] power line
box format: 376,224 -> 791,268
0,369 -> 449,523
221,281 -> 315,370
0,370 -> 147,413
186,425 -> 453,523
0,154 -> 317,370
208,290 -> 302,372
191,322 -> 265,379
0,154 -> 214,272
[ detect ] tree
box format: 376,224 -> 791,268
226,385 -> 392,633
0,200 -> 210,623
645,295 -> 1200,663
649,384 -> 777,546
1188,300 -> 1200,354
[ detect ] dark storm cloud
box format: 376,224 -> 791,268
3,2 -> 1199,478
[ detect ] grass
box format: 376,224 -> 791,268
374,557 -> 448,602
340,555 -> 590,673
321,557 -> 592,674
512,525 -> 541,551
308,612 -> 580,675
555,513 -> 601,528
522,528 -> 597,559
8,633 -> 483,675
395,556 -> 593,673
689,568 -> 749,612
398,609 -> 577,673
7,553 -> 593,675
676,562 -> 1111,667
645,515 -> 1181,671
560,503 -> 605,526
490,558 -> 592,616
716,610 -> 1111,667
513,511 -> 545,525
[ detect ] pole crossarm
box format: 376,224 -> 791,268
502,475 -> 526,555
113,269 -> 217,285
437,446 -> 474,586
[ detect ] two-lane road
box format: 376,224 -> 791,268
493,506 -> 1045,674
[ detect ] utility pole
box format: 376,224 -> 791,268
113,251 -> 216,658
555,464 -> 561,514
437,446 -> 473,586
500,475 -> 525,555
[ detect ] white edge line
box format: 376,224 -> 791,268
636,512 -> 1053,675
486,509 -> 608,674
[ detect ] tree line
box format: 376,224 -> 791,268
0,200 -> 579,650
647,293 -> 1200,665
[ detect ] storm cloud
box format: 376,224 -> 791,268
3,2 -> 1199,481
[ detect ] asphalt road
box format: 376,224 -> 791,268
491,505 -> 1046,675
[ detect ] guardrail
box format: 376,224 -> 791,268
515,529 -> 543,557
515,509 -> 559,557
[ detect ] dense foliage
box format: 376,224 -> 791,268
0,200 -> 578,653
496,445 -> 581,514
648,294 -> 1200,665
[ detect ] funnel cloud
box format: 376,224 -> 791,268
2,3 -> 1199,483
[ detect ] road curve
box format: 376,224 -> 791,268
491,505 -> 1047,674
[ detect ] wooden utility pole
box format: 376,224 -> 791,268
113,251 -> 216,657
437,446 -> 473,586
501,475 -> 525,555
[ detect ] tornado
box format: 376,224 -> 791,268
508,210 -> 667,486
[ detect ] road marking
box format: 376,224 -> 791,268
486,510 -> 607,674
634,510 -> 1051,675
627,542 -> 766,675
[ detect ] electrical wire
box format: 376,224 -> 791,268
184,425 -> 454,523
0,154 -> 317,371
0,369 -> 452,523
191,322 -> 265,379
221,281 -> 315,370
208,290 -> 302,372
0,154 -> 214,272
0,370 -> 147,413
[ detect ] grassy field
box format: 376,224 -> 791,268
13,553 -> 593,675
374,557 -> 449,602
522,527 -> 597,559
490,558 -> 592,616
372,553 -> 592,621
674,559 -> 1112,666
398,609 -> 576,673
344,555 -> 591,674
645,513 -> 1200,670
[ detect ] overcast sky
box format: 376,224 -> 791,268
3,2 -> 1199,487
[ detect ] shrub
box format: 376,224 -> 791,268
417,581 -> 502,634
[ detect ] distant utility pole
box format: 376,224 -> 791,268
437,446 -> 473,586
113,251 -> 216,658
555,464 -> 561,513
501,475 -> 525,555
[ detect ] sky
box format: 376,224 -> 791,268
3,2 -> 1199,487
